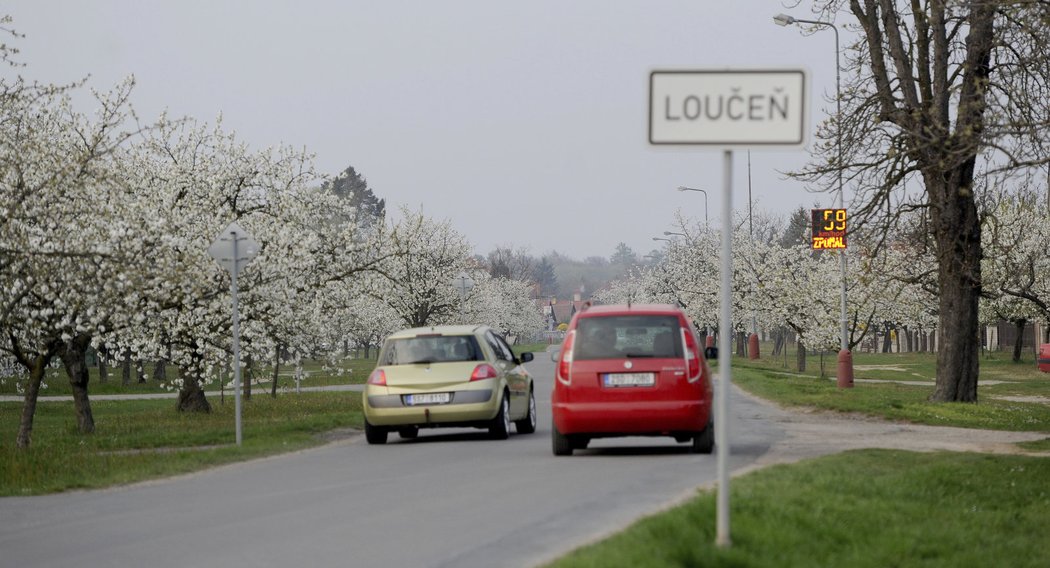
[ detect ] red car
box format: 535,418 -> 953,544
550,304 -> 715,455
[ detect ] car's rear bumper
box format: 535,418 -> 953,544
552,399 -> 710,435
363,387 -> 499,427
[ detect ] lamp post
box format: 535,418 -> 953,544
775,13 -> 853,386
663,231 -> 688,239
676,186 -> 709,225
652,236 -> 674,245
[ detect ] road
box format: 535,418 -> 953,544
0,355 -> 787,568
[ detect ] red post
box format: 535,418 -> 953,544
706,335 -> 715,349
748,333 -> 760,359
837,349 -> 854,388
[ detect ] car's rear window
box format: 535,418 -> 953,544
574,315 -> 683,360
381,335 -> 483,365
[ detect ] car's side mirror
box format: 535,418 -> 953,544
518,352 -> 534,363
704,346 -> 718,360
550,348 -> 561,362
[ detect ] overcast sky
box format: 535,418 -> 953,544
7,1 -> 847,259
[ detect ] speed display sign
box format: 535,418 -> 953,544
811,208 -> 847,250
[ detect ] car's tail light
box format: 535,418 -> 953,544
557,331 -> 575,386
682,328 -> 701,382
367,369 -> 387,386
470,364 -> 498,381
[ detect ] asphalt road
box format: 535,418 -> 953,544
0,355 -> 787,568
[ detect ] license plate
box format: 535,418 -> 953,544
602,373 -> 655,387
404,393 -> 451,405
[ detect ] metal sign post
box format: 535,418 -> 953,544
452,272 -> 475,323
649,69 -> 808,548
208,221 -> 260,446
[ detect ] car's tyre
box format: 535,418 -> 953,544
691,420 -> 714,454
364,419 -> 388,445
514,388 -> 537,434
571,436 -> 590,450
552,423 -> 573,456
398,426 -> 419,440
489,392 -> 511,440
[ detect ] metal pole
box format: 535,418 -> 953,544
231,233 -> 243,446
716,149 -> 733,548
776,16 -> 848,352
833,25 -> 849,353
748,150 -> 757,337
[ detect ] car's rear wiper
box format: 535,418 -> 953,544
623,353 -> 656,358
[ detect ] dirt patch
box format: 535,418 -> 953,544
853,365 -> 912,372
735,388 -> 1050,473
317,427 -> 361,443
990,395 -> 1050,405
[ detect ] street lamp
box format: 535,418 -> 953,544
677,186 -> 709,225
663,231 -> 688,238
775,12 -> 853,386
652,236 -> 673,244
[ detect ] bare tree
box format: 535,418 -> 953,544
791,1 -> 1050,401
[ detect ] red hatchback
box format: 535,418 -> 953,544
550,304 -> 714,455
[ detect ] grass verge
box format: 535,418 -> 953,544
728,348 -> 1050,431
0,356 -> 378,397
548,449 -> 1050,568
0,392 -> 363,496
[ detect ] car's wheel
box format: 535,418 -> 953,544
514,388 -> 537,434
489,392 -> 511,440
398,426 -> 419,440
552,423 -> 573,456
364,419 -> 388,445
571,436 -> 590,450
691,419 -> 714,454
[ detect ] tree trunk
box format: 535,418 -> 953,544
122,351 -> 132,386
882,327 -> 893,353
136,359 -> 146,383
928,170 -> 983,402
736,332 -> 746,357
772,328 -> 785,357
16,353 -> 54,449
270,344 -> 281,399
97,344 -> 108,384
1012,319 -> 1026,363
59,334 -> 95,434
244,354 -> 253,400
177,348 -> 211,413
796,341 -> 806,373
153,358 -> 167,383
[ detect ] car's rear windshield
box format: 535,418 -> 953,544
380,335 -> 483,365
575,315 -> 683,360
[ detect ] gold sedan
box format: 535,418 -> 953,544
363,325 -> 536,444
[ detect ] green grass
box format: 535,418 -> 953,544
1018,437 -> 1050,451
727,344 -> 1050,431
0,392 -> 363,496
549,450 -> 1050,568
0,356 -> 379,396
513,342 -> 550,356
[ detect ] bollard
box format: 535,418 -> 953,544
748,333 -> 760,359
1038,344 -> 1050,373
837,349 -> 854,388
